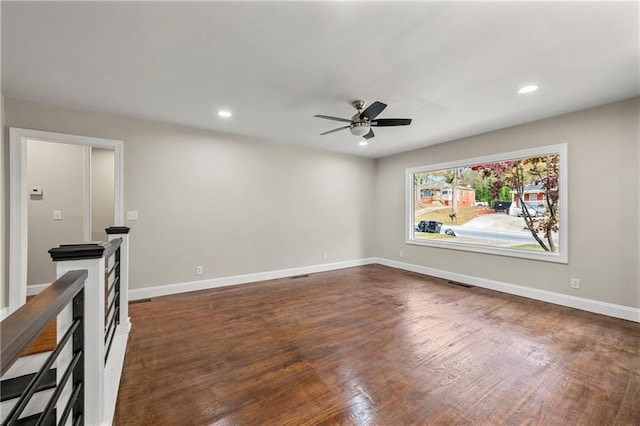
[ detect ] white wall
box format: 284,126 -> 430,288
91,147 -> 114,241
27,140 -> 86,286
374,98 -> 640,309
3,97 -> 376,291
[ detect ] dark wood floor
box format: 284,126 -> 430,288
114,265 -> 640,425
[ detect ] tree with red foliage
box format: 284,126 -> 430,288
471,155 -> 559,251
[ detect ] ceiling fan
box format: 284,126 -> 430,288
314,100 -> 412,140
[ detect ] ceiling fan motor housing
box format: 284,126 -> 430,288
352,100 -> 366,111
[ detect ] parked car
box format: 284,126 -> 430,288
494,201 -> 512,213
475,201 -> 488,207
516,203 -> 547,217
415,220 -> 443,233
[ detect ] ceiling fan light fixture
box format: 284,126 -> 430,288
350,123 -> 370,136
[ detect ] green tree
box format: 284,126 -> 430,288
498,186 -> 511,201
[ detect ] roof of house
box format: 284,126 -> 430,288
523,183 -> 545,191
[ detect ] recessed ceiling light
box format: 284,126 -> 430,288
359,141 -> 368,146
518,85 -> 539,94
217,111 -> 232,118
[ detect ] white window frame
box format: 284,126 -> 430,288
406,143 -> 568,263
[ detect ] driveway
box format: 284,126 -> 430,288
440,213 -> 558,246
460,213 -> 527,232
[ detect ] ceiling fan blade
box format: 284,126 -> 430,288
314,114 -> 352,123
359,101 -> 387,121
363,129 -> 375,139
370,118 -> 412,127
320,125 -> 350,136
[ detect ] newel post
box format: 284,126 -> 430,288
106,226 -> 131,333
49,244 -> 106,426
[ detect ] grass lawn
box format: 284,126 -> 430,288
415,205 -> 489,226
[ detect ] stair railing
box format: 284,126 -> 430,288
0,226 -> 131,426
0,270 -> 87,425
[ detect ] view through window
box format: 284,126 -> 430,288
406,144 -> 567,263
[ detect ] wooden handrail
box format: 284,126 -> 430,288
0,270 -> 88,376
102,238 -> 122,260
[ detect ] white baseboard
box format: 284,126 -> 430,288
127,257 -> 638,323
129,258 -> 378,300
0,307 -> 8,321
375,257 -> 640,323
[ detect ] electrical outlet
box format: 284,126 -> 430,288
196,266 -> 203,275
323,252 -> 328,260
399,250 -> 404,258
127,211 -> 139,220
571,278 -> 580,289
53,210 -> 62,221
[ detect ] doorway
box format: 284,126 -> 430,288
9,128 -> 123,313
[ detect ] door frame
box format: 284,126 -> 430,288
9,127 -> 124,313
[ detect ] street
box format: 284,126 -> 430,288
423,213 -> 559,247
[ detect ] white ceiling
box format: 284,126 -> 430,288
2,1 -> 638,158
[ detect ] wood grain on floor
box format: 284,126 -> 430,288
114,265 -> 640,425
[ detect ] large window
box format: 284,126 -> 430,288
406,144 -> 567,263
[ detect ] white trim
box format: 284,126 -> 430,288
8,127 -> 124,314
103,323 -> 130,426
9,128 -> 28,312
129,258 -> 377,300
375,257 -> 640,323
0,307 -> 9,321
128,258 -> 638,322
84,146 -> 92,242
405,143 -> 568,264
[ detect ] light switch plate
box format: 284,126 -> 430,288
127,211 -> 139,220
53,210 -> 62,220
